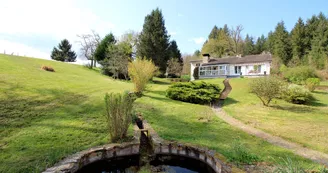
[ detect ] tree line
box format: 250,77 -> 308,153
50,8 -> 182,78
201,12 -> 328,70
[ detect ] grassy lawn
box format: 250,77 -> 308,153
203,78 -> 328,155
0,54 -> 322,172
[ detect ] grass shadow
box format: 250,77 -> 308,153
270,105 -> 316,113
312,90 -> 328,95
221,97 -> 239,107
151,79 -> 171,85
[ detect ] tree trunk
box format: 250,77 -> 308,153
219,79 -> 232,100
94,60 -> 97,67
90,59 -> 94,69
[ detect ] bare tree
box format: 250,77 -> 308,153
231,25 -> 244,55
77,30 -> 101,68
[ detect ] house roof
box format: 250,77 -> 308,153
201,54 -> 272,66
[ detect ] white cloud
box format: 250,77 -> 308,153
189,37 -> 206,45
0,40 -> 49,59
169,31 -> 177,36
0,0 -> 114,42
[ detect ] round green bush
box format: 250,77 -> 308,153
166,81 -> 221,104
305,78 -> 320,92
181,75 -> 191,82
282,84 -> 314,104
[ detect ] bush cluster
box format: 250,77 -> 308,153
282,66 -> 317,84
305,78 -> 320,91
282,84 -> 314,104
104,91 -> 135,142
166,81 -> 221,104
180,75 -> 191,82
41,65 -> 55,72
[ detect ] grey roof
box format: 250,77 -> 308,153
202,54 -> 272,66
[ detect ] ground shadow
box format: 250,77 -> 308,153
270,105 -> 316,113
219,97 -> 239,107
313,90 -> 328,95
151,79 -> 171,85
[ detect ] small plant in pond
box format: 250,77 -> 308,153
128,57 -> 157,97
282,84 -> 314,104
228,139 -> 260,165
305,78 -> 320,92
166,81 -> 221,104
249,77 -> 282,106
104,91 -> 136,142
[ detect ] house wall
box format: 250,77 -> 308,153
190,62 -> 199,80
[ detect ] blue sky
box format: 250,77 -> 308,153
0,0 -> 327,63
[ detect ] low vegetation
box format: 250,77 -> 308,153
305,78 -> 321,91
104,92 -> 135,142
41,65 -> 55,72
282,84 -> 314,104
166,81 -> 221,104
128,58 -> 157,96
249,77 -> 282,106
227,139 -> 260,165
282,66 -> 317,84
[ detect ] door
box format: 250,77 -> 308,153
234,66 -> 241,75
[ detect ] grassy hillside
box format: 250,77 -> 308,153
0,54 -> 321,172
204,78 -> 328,154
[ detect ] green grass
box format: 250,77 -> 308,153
0,54 -> 322,172
203,78 -> 328,155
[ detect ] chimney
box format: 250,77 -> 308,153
202,53 -> 210,63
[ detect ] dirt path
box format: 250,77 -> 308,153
212,106 -> 328,167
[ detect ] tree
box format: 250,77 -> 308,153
101,41 -> 131,79
193,50 -> 201,57
309,13 -> 328,69
272,21 -> 292,65
243,34 -> 255,55
265,31 -> 275,53
50,39 -> 77,62
137,8 -> 170,74
94,33 -> 116,62
202,29 -> 232,57
254,35 -> 267,54
77,30 -> 101,68
166,58 -> 182,77
168,40 -> 182,62
209,25 -> 219,39
223,24 -> 230,36
120,30 -> 139,58
230,25 -> 244,55
291,18 -> 306,61
249,77 -> 282,106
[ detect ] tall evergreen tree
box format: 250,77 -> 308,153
51,39 -> 77,62
254,35 -> 267,54
94,33 -> 116,62
309,13 -> 328,69
291,18 -> 306,61
243,34 -> 255,55
223,24 -> 230,36
272,21 -> 292,65
137,8 -> 170,74
168,40 -> 182,63
265,31 -> 274,53
209,25 -> 219,39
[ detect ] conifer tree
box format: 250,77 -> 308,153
291,18 -> 306,61
137,8 -> 170,74
51,39 -> 77,62
272,21 -> 292,65
168,40 -> 182,63
209,25 -> 219,39
254,35 -> 267,54
243,34 -> 255,55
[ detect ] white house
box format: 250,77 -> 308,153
190,53 -> 272,80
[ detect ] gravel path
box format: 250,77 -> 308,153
212,106 -> 328,167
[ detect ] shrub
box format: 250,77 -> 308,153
228,139 -> 259,165
282,84 -> 314,104
249,77 -> 282,106
128,58 -> 157,96
273,157 -> 308,173
166,81 -> 221,104
317,70 -> 328,80
41,65 -> 55,72
193,66 -> 199,80
283,66 -> 317,84
104,91 -> 135,142
181,75 -> 191,82
305,78 -> 320,91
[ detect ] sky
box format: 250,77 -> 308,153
0,0 -> 328,63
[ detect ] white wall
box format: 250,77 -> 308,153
190,62 -> 197,80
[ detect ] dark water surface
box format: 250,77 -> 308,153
76,154 -> 215,173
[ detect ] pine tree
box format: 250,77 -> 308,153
309,13 -> 328,69
272,21 -> 292,65
265,31 -> 274,53
168,40 -> 182,63
305,15 -> 319,52
223,24 -> 230,36
254,35 -> 267,54
209,25 -> 219,39
243,34 -> 255,55
94,33 -> 116,62
51,39 -> 77,62
137,8 -> 170,74
291,18 -> 306,61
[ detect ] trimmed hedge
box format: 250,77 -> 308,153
166,81 -> 221,104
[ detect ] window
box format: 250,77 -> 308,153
253,65 -> 261,73
234,66 -> 241,74
199,65 -> 225,76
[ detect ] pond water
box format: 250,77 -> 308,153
76,154 -> 216,173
